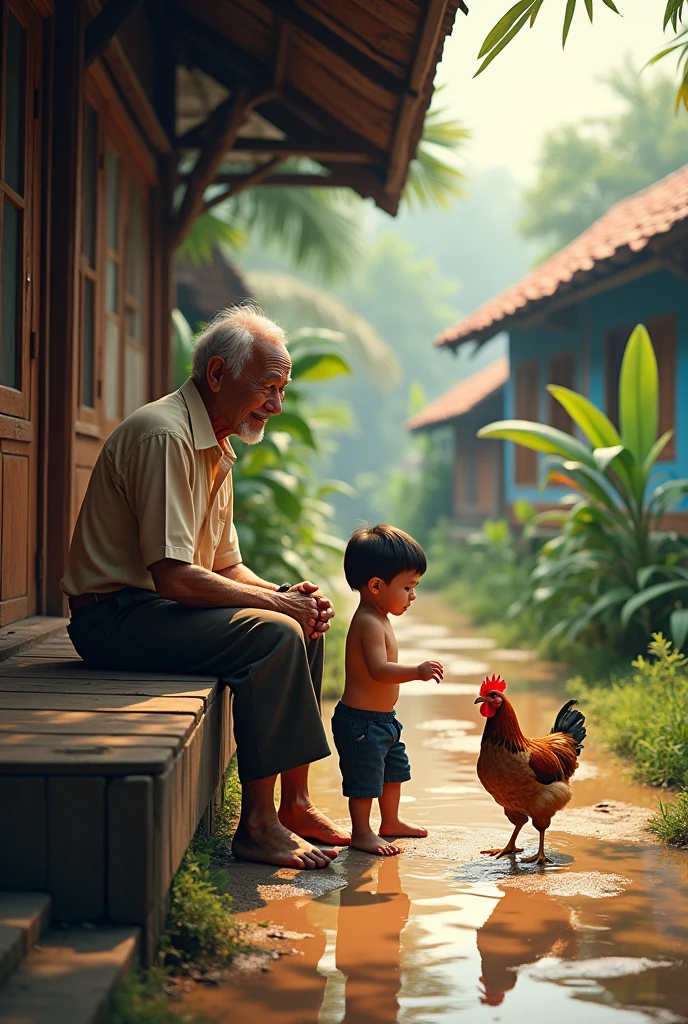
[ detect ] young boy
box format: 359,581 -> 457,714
332,524 -> 444,856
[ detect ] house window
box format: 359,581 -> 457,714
548,351 -> 575,434
605,316 -> 676,460
514,360 -> 539,486
78,89 -> 150,431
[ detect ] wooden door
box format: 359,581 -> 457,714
0,0 -> 42,624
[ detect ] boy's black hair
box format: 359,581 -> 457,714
344,523 -> 427,591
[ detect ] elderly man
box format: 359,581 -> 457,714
61,306 -> 349,869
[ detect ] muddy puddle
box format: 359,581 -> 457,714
181,598 -> 688,1023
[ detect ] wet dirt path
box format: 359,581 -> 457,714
182,595 -> 688,1024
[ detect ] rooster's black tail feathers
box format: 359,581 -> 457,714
551,699 -> 586,753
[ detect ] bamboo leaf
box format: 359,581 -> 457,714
563,0 -> 577,46
600,0 -> 620,11
620,581 -> 688,627
478,0 -> 536,58
584,0 -> 593,21
619,324 -> 659,465
475,8 -> 535,76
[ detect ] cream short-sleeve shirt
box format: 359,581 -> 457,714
61,378 -> 242,596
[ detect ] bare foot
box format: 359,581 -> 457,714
481,846 -> 524,858
279,801 -> 351,846
232,818 -> 337,869
351,831 -> 402,856
379,819 -> 428,838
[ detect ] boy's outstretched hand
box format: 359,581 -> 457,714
417,660 -> 444,684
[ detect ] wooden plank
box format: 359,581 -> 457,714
0,617 -> 69,660
108,776 -> 154,926
48,776 -> 106,921
0,710 -> 196,739
0,777 -> 47,888
0,692 -> 205,719
0,413 -> 33,443
0,676 -> 218,703
0,656 -> 218,685
0,744 -> 173,775
0,732 -> 181,750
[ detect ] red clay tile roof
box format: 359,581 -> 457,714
406,357 -> 508,431
436,164 -> 688,349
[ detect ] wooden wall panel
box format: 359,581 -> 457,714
514,361 -> 539,486
476,445 -> 495,511
2,455 -> 30,601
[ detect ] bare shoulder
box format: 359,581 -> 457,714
347,605 -> 386,644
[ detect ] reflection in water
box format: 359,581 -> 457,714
335,857 -> 410,1024
476,885 -> 577,1006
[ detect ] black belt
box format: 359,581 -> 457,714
68,590 -> 123,612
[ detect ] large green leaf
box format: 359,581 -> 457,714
291,352 -> 351,382
546,387 -> 621,449
649,478 -> 688,510
620,580 -> 688,627
568,586 -> 634,639
478,420 -> 597,469
619,324 -> 659,466
670,607 -> 688,650
269,411 -> 315,448
642,431 -> 674,478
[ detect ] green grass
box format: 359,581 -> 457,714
107,964 -> 204,1024
570,634 -> 688,846
648,791 -> 688,846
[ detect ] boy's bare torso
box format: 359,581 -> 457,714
343,605 -> 400,712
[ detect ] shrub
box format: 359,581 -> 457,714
649,791 -> 688,846
107,964 -> 196,1024
480,325 -> 688,656
572,633 -> 688,788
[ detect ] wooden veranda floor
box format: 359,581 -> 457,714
0,626 -> 235,962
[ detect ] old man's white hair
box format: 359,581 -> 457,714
191,304 -> 286,381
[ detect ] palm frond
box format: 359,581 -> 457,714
222,187 -> 364,284
176,213 -> 246,266
244,269 -> 401,387
402,100 -> 469,209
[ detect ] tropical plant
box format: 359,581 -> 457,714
173,310 -> 354,580
479,324 -> 688,653
478,1 -> 688,112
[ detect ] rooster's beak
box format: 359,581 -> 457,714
474,696 -> 487,704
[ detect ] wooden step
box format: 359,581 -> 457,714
0,925 -> 138,1024
0,893 -> 51,989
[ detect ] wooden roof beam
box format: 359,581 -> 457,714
203,157 -> 288,212
85,0 -> 146,67
169,85 -> 272,250
177,135 -> 384,164
205,170 -> 348,189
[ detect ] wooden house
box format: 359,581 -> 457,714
406,356 -> 508,529
435,166 -> 688,528
0,0 -> 466,631
0,2 -> 468,975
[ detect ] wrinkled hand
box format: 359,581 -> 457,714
288,581 -> 335,641
417,660 -> 444,684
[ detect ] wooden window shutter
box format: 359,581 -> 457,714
514,360 -> 539,486
647,314 -> 676,461
548,352 -> 576,434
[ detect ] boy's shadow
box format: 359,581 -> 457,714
476,884 -> 578,1005
336,856 -> 410,1023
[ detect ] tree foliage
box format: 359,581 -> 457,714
479,1 -> 688,111
520,63 -> 688,255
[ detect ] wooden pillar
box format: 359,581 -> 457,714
44,0 -> 84,615
152,0 -> 176,399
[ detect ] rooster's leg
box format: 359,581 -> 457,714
481,812 -> 527,857
520,828 -> 553,865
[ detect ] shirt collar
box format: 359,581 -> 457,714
180,378 -> 237,465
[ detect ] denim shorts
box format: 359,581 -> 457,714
331,701 -> 411,798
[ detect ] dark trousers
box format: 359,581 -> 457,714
67,588 -> 330,783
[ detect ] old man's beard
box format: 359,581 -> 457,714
236,416 -> 265,445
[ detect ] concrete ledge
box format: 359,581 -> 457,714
0,619 -> 71,662
0,893 -> 51,989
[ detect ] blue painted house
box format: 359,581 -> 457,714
432,165 -> 688,529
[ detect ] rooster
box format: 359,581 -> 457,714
475,675 -> 586,865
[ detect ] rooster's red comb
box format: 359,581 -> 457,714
480,674 -> 507,697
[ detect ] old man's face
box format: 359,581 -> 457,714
209,334 -> 292,444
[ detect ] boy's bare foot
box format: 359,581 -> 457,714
278,801 -> 351,846
379,819 -> 428,838
232,818 -> 337,869
351,831 -> 402,856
